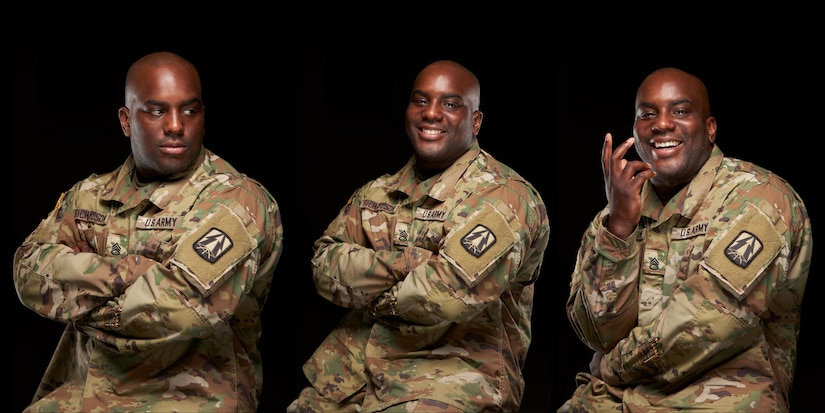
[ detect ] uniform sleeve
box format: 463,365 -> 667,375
92,182 -> 282,353
14,188 -> 154,322
373,184 -> 549,326
16,181 -> 284,354
566,207 -> 643,352
598,182 -> 811,390
311,187 -> 433,309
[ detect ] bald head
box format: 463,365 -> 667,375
414,60 -> 481,111
125,51 -> 202,106
636,67 -> 711,117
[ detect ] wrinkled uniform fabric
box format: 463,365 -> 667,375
14,148 -> 284,412
297,142 -> 550,412
563,145 -> 812,412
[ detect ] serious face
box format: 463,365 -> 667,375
405,61 -> 482,172
119,60 -> 205,182
633,68 -> 716,196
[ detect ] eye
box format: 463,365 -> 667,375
183,107 -> 199,116
148,109 -> 165,116
639,111 -> 656,120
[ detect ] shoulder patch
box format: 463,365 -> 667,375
701,202 -> 784,300
193,228 -> 234,262
171,203 -> 255,295
723,230 -> 762,268
441,202 -> 517,287
461,224 -> 497,257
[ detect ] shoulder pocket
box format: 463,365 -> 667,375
701,202 -> 785,300
171,203 -> 256,295
441,201 -> 519,287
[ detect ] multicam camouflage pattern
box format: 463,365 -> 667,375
13,148 -> 284,412
562,145 -> 812,412
292,142 -> 550,412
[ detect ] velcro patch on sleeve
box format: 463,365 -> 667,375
171,203 -> 255,295
701,202 -> 783,300
441,202 -> 517,287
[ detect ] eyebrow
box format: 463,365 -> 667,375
412,90 -> 463,100
638,98 -> 693,109
669,98 -> 693,106
144,97 -> 202,107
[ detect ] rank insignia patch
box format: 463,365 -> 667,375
193,227 -> 234,263
649,257 -> 660,271
724,230 -> 762,268
107,234 -> 126,257
461,224 -> 496,257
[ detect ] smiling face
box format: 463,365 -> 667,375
405,60 -> 483,173
118,52 -> 205,183
633,67 -> 717,198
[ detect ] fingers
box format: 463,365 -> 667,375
601,133 -> 613,175
75,240 -> 93,253
620,162 -> 655,194
633,168 -> 657,183
602,133 -> 635,176
612,137 -> 635,164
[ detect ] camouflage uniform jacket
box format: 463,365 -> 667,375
303,142 -> 550,412
566,144 -> 812,412
13,148 -> 284,413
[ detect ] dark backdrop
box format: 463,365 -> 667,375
7,6 -> 820,413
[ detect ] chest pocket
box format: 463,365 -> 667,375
639,247 -> 667,326
135,214 -> 181,261
73,208 -> 111,256
395,206 -> 449,253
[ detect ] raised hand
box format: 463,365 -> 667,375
601,133 -> 655,239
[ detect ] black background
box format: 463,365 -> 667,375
7,6 -> 821,412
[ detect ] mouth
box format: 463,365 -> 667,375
651,140 -> 681,149
647,139 -> 682,159
417,126 -> 445,140
159,145 -> 187,155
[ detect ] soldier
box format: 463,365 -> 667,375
13,51 -> 284,412
288,60 -> 551,412
558,67 -> 812,412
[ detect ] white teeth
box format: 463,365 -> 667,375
423,129 -> 441,135
653,141 -> 679,148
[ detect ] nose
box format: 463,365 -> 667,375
651,113 -> 673,133
422,102 -> 443,121
164,111 -> 184,136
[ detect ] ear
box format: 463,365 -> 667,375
472,110 -> 484,136
118,106 -> 131,137
706,115 -> 717,144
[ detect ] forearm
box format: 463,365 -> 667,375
311,236 -> 431,308
375,199 -> 538,326
77,251 -> 269,353
598,273 -> 765,390
14,241 -> 149,322
567,208 -> 642,352
81,195 -> 282,351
